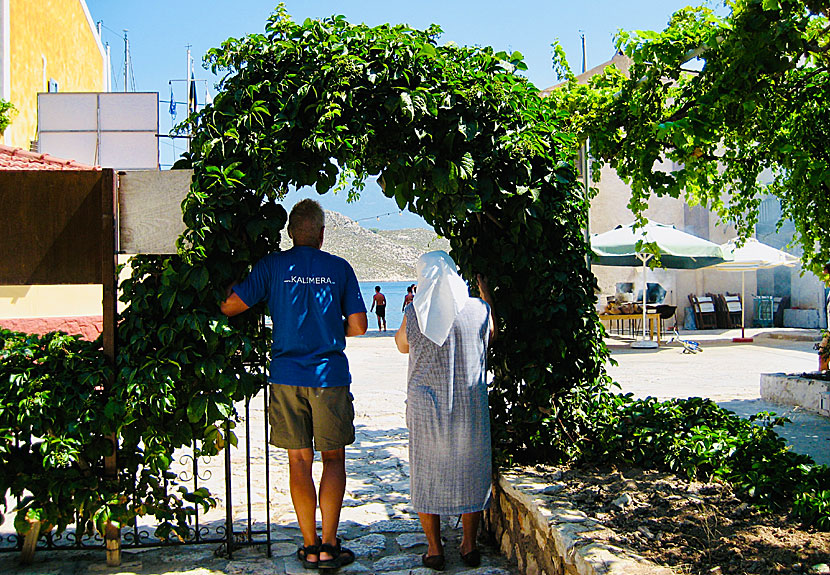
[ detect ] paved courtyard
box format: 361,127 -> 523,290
1,327 -> 828,573
0,333 -> 515,575
606,327 -> 830,466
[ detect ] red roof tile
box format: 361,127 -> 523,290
0,144 -> 98,170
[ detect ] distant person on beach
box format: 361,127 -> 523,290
371,285 -> 387,331
220,199 -> 366,570
394,251 -> 496,571
402,284 -> 415,312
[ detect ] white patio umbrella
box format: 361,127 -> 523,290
716,238 -> 800,341
591,220 -> 729,348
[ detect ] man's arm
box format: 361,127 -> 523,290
220,262 -> 268,318
394,314 -> 409,353
345,312 -> 368,337
220,292 -> 250,317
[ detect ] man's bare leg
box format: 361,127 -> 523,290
418,513 -> 444,558
288,449 -> 319,561
460,511 -> 481,555
318,448 -> 346,561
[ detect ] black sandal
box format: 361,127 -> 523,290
297,543 -> 320,569
318,538 -> 355,570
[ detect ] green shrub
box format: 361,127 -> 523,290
585,393 -> 830,528
0,329 -> 113,536
794,489 -> 830,530
0,99 -> 15,134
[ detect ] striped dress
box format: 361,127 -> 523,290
405,299 -> 492,515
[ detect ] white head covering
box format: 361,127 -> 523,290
412,251 -> 471,346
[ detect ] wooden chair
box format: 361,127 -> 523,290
711,293 -> 742,328
723,293 -> 743,328
711,293 -> 729,328
688,294 -> 717,330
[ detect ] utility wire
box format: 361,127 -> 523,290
97,22 -> 137,90
98,22 -> 122,38
129,56 -> 137,91
98,23 -> 122,91
109,55 -> 119,92
354,211 -> 404,223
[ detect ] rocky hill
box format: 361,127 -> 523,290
280,211 -> 449,281
375,228 -> 451,253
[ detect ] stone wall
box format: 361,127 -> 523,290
761,373 -> 830,416
485,469 -> 674,575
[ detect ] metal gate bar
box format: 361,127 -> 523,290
0,355 -> 273,557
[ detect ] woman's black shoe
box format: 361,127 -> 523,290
461,549 -> 481,567
421,553 -> 446,571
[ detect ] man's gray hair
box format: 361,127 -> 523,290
288,199 -> 325,244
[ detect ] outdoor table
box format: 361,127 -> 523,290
598,312 -> 662,344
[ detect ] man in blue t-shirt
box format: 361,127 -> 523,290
220,199 -> 367,569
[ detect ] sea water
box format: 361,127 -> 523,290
359,281 -> 414,332
261,280 -> 415,333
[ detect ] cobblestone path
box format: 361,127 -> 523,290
0,335 -> 517,575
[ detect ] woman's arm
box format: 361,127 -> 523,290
477,274 -> 497,342
395,314 -> 409,353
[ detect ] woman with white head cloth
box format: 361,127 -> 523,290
395,251 -> 496,571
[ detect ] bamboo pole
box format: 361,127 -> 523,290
102,169 -> 121,567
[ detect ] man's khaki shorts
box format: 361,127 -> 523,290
268,384 -> 355,452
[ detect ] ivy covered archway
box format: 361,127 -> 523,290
115,6 -> 607,528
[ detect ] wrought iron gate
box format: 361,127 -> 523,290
1,376 -> 274,559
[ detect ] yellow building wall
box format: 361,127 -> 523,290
6,0 -> 104,149
0,285 -> 103,318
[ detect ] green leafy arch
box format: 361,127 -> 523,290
116,8 -> 608,529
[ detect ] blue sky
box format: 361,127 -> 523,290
85,0 -> 712,228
